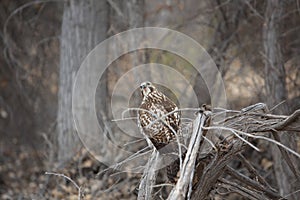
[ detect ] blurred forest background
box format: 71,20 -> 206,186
0,0 -> 299,199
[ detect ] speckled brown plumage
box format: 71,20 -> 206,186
137,81 -> 180,150
137,81 -> 182,183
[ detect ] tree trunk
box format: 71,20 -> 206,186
263,1 -> 299,199
57,0 -> 108,162
263,0 -> 286,109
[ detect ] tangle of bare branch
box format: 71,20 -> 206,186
136,103 -> 300,199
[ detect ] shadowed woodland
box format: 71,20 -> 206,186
0,0 -> 300,199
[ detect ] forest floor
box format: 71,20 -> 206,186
0,144 -> 277,200
0,144 -> 139,200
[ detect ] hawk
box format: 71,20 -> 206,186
137,81 -> 181,150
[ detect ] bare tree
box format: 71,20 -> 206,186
263,0 -> 287,109
57,0 -> 108,162
263,0 -> 300,199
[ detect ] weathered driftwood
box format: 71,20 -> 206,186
137,103 -> 300,199
168,109 -> 211,200
137,150 -> 160,200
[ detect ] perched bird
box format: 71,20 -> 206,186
137,81 -> 182,183
137,81 -> 181,151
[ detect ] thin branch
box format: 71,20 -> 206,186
204,126 -> 260,152
138,150 -> 160,200
106,0 -> 125,18
237,154 -> 275,190
271,131 -> 300,181
96,146 -> 151,178
218,178 -> 269,200
225,166 -> 284,199
45,172 -> 82,200
204,126 -> 300,159
271,109 -> 300,131
244,0 -> 264,20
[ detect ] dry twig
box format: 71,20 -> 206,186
45,172 -> 82,200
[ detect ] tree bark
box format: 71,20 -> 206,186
263,0 -> 286,109
263,1 -> 300,199
57,0 -> 108,161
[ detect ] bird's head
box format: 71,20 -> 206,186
140,81 -> 155,97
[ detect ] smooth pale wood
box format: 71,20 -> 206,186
168,111 -> 208,200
